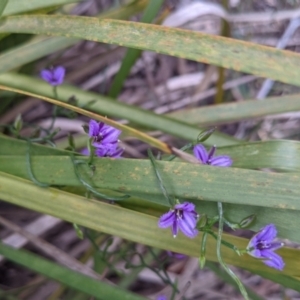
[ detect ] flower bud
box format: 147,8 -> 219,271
238,214 -> 256,229
14,114 -> 23,133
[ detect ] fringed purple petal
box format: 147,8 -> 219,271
269,241 -> 284,251
193,144 -> 208,164
182,211 -> 198,229
102,127 -> 122,144
256,224 -> 277,242
107,147 -> 123,158
93,143 -> 124,158
53,66 -> 65,85
89,120 -> 99,137
207,146 -> 216,160
178,211 -> 198,238
261,250 -> 285,271
210,155 -> 233,167
40,70 -> 52,83
158,211 -> 175,228
174,202 -> 196,212
178,219 -> 198,238
247,248 -> 262,258
95,147 -> 108,157
172,217 -> 179,237
93,141 -> 118,150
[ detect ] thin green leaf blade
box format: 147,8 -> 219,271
0,171 -> 298,279
0,0 -> 9,17
2,150 -> 300,242
0,242 -> 146,300
108,0 -> 164,97
2,0 -> 80,16
1,16 -> 300,86
0,73 -> 237,146
169,93 -> 300,126
0,1 -> 149,74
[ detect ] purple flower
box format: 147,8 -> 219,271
40,66 -> 65,86
193,144 -> 232,167
158,202 -> 199,238
88,120 -> 123,158
247,224 -> 285,271
95,146 -> 123,158
89,119 -> 121,147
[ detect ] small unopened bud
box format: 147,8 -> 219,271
14,114 -> 23,133
197,127 -> 216,143
73,223 -> 84,239
82,124 -> 89,134
197,214 -> 207,229
238,214 -> 256,229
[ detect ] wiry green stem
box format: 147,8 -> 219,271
217,202 -> 249,300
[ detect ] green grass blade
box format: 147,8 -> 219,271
0,84 -> 173,153
2,155 -> 300,211
0,73 -> 237,146
1,135 -> 300,173
0,36 -> 78,73
0,171 -> 298,279
108,0 -> 164,98
169,93 -> 300,126
2,151 -> 300,241
0,242 -> 146,300
0,0 -> 9,17
2,0 -> 80,16
218,140 -> 300,172
1,16 -> 300,86
0,1 -> 149,74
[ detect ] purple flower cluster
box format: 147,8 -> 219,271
247,224 -> 284,271
88,119 -> 123,158
40,66 -> 65,86
193,144 -> 232,167
158,202 -> 199,238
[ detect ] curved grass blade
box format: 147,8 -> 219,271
3,155 -> 300,212
3,136 -> 300,173
2,154 -> 300,241
169,93 -> 300,127
218,140 -> 300,172
0,1 -> 149,74
1,16 -> 300,86
0,171 -> 299,278
0,73 -> 237,146
0,242 -> 146,300
0,84 -> 173,153
0,0 -> 8,17
2,0 -> 80,17
108,0 -> 164,98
